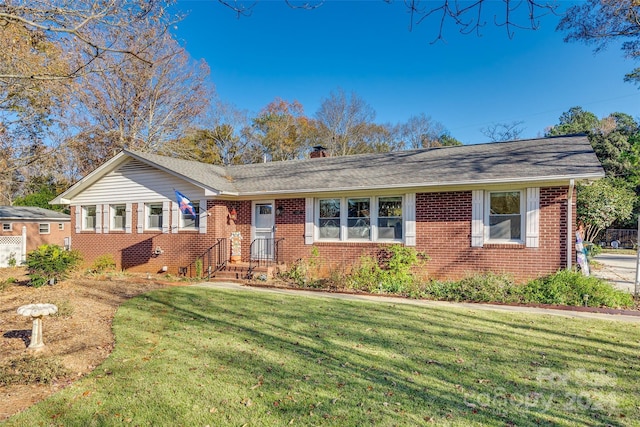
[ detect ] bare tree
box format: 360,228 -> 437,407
216,0 -> 558,41
396,113 -> 448,149
65,24 -> 212,174
314,88 -> 378,156
481,121 -> 525,142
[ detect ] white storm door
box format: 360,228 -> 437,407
252,201 -> 275,260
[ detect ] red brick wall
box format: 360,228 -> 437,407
0,220 -> 70,252
415,187 -> 571,282
70,187 -> 574,281
268,188 -> 573,283
71,205 -> 219,274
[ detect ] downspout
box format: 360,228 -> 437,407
566,179 -> 575,270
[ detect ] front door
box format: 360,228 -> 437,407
252,201 -> 275,260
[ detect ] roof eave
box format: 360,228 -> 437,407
231,173 -> 605,197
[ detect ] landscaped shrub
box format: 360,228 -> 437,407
422,273 -> 520,303
89,254 -> 117,273
26,244 -> 82,288
520,270 -> 634,308
344,245 -> 428,295
279,246 -> 324,288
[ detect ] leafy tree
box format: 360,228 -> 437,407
577,178 -> 636,243
438,134 -> 463,147
545,106 -> 600,136
252,98 -> 315,161
557,0 -> 640,85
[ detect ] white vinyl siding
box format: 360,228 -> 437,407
73,160 -> 206,204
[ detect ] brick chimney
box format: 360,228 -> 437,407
310,145 -> 329,158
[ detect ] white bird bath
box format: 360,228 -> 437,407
17,303 -> 58,350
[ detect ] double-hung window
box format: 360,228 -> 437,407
82,206 -> 96,231
111,204 -> 126,231
2,223 -> 11,232
146,203 -> 163,230
347,198 -> 370,240
319,199 -> 341,239
487,191 -> 523,242
317,196 -> 403,242
378,197 -> 403,240
180,201 -> 200,229
39,223 -> 50,234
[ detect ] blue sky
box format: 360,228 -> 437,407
173,0 -> 639,145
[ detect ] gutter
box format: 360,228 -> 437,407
567,179 -> 575,270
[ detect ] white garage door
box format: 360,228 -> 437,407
0,236 -> 24,267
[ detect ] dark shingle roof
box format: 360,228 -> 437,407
126,135 -> 604,196
0,206 -> 70,220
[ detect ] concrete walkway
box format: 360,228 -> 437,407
591,252 -> 639,294
194,281 -> 640,323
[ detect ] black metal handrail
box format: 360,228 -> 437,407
248,237 -> 284,278
184,238 -> 228,279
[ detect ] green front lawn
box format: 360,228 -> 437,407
5,287 -> 640,426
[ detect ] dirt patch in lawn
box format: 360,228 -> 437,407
0,268 -> 175,421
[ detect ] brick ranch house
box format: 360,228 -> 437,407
0,206 -> 71,267
50,135 -> 604,282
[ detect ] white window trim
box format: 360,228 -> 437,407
314,195 -> 405,243
110,204 -> 127,231
484,189 -> 525,244
39,223 -> 50,234
145,202 -> 164,231
2,223 -> 12,232
81,205 -> 97,231
58,223 -> 64,231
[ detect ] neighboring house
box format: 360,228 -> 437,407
0,206 -> 71,267
50,135 -> 604,282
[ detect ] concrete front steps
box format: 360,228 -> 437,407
207,262 -> 277,282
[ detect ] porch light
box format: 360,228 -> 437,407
276,206 -> 284,216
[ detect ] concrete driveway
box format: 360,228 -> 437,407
592,252 -> 639,294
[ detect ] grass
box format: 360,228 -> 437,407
5,287 -> 640,426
